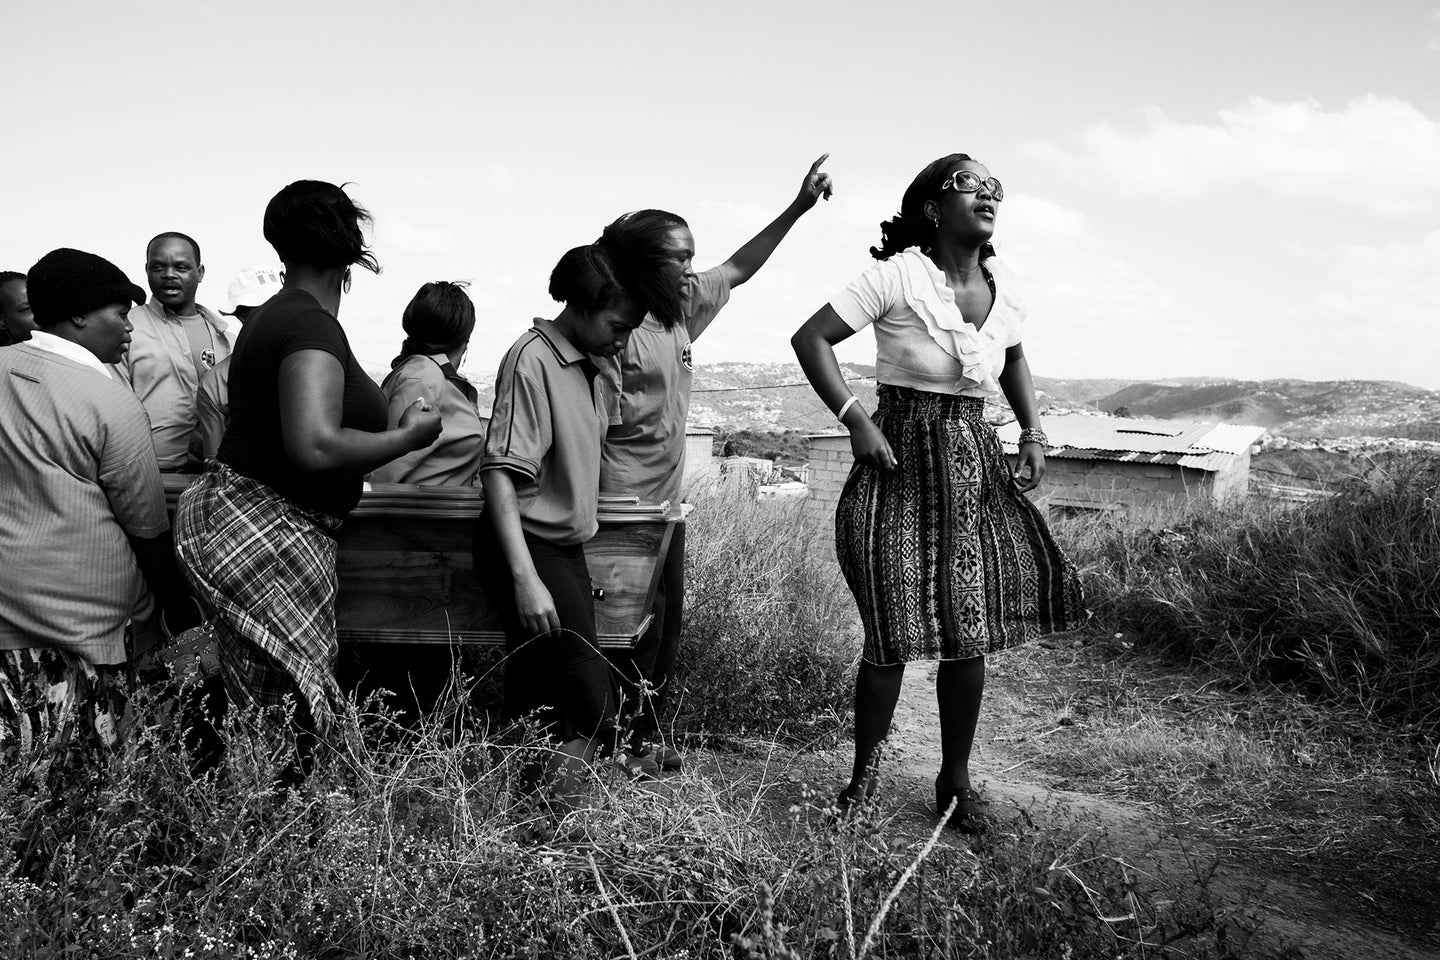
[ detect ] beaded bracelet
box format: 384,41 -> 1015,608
1018,426 -> 1050,447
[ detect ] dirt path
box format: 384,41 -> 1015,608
864,667 -> 1437,960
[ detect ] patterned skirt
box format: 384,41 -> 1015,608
0,646 -> 128,786
835,385 -> 1086,664
174,464 -> 344,735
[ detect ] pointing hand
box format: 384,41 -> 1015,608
796,152 -> 835,210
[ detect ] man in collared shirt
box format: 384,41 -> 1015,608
112,232 -> 232,470
0,271 -> 34,346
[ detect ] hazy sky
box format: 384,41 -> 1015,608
5,1 -> 1439,388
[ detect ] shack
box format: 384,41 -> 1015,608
993,415 -> 1266,519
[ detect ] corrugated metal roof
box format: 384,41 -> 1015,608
1042,449 -> 1185,465
1190,422 -> 1268,455
995,414 -> 1265,472
1178,451 -> 1240,471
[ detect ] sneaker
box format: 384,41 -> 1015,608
624,740 -> 684,773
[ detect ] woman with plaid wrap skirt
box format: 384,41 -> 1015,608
793,154 -> 1086,832
174,182 -> 441,748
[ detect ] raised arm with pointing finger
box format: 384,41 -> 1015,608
716,153 -> 834,288
597,154 -> 834,772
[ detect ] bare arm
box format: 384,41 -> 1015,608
279,350 -> 441,474
716,154 -> 833,289
189,372 -> 225,466
998,343 -> 1045,492
480,468 -> 560,637
791,305 -> 896,471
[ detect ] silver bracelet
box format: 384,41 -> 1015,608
1018,426 -> 1050,447
836,395 -> 860,422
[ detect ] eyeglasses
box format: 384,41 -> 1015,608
941,170 -> 1004,202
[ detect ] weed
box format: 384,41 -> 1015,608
1,680 -> 1252,959
674,489 -> 857,741
983,642 -> 1440,941
1059,454 -> 1440,727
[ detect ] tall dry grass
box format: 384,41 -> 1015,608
673,490 -> 858,740
0,490 -> 1257,958
1,691 -> 1251,959
1059,455 -> 1440,725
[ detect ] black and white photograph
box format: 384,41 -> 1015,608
1,2 -> 1437,957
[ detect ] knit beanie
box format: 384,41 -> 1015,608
26,248 -> 146,329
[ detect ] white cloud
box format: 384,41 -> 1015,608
1001,195 -> 1090,246
993,215 -> 1182,380
1023,96 -> 1440,217
1337,229 -> 1440,322
827,184 -> 908,229
1300,229 -> 1440,385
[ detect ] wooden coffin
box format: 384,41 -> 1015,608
163,476 -> 680,649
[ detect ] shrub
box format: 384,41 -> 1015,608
1060,455 -> 1440,725
672,490 -> 858,740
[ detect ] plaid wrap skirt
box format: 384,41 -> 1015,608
174,464 -> 344,734
836,385 -> 1086,664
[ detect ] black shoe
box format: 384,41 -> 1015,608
936,778 -> 988,835
627,739 -> 683,772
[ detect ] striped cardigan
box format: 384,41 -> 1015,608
0,344 -> 168,663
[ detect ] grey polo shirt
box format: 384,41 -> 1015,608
482,319 -> 607,546
598,267 -> 731,503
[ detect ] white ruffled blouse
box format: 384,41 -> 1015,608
829,247 -> 1025,398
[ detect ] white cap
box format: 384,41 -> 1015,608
222,266 -> 284,314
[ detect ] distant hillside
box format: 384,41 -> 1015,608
466,364 -> 1439,440
1090,379 -> 1440,438
687,361 -> 879,433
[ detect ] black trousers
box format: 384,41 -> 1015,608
473,513 -> 617,743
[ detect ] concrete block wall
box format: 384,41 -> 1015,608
1014,456 -> 1217,522
805,434 -> 854,514
680,434 -> 720,499
1208,449 -> 1251,503
804,434 -> 854,562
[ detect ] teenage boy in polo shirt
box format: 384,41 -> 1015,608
113,232 -> 232,470
601,155 -> 835,771
474,235 -> 682,812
